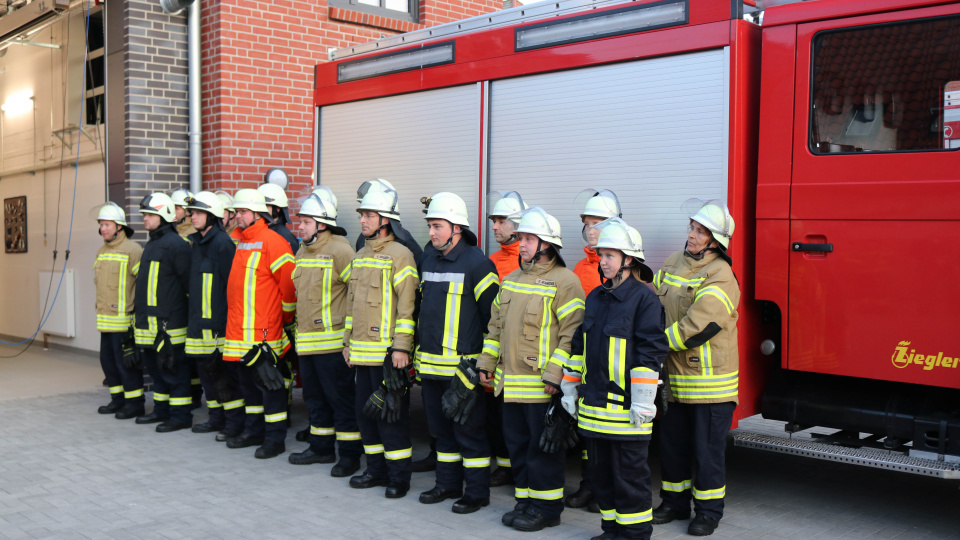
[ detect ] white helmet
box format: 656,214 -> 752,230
258,183 -> 289,208
170,188 -> 194,207
690,200 -> 735,249
516,206 -> 563,248
424,192 -> 469,227
356,179 -> 400,221
139,192 -> 177,223
592,218 -> 644,260
312,186 -> 338,212
215,190 -> 235,212
185,191 -> 225,219
298,193 -> 337,226
232,188 -> 269,214
95,202 -> 135,238
488,191 -> 528,221
578,189 -> 622,220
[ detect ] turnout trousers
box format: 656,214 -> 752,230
355,365 -> 412,486
100,332 -> 145,408
587,437 -> 653,540
300,352 -> 361,458
422,378 -> 491,499
485,390 -> 511,471
141,346 -> 192,424
658,401 -> 736,521
238,359 -> 290,443
194,355 -> 245,433
502,400 -> 565,519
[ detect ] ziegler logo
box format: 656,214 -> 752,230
891,341 -> 959,370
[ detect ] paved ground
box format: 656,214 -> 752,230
1,344 -> 959,539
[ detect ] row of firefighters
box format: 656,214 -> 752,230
92,179 -> 740,539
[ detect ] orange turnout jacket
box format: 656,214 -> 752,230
489,241 -> 519,283
573,246 -> 601,295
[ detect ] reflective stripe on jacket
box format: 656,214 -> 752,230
569,275 -> 667,440
224,219 -> 297,361
93,231 -> 142,333
134,224 -> 191,346
294,231 -> 354,354
416,240 -> 499,379
343,233 -> 419,366
185,226 -> 236,357
477,257 -> 585,403
654,250 -> 740,405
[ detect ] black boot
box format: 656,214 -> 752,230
98,401 -> 123,414
330,457 -> 361,478
288,448 -> 336,465
651,502 -> 691,525
452,496 -> 489,514
216,428 -> 242,442
502,501 -> 530,527
418,486 -> 462,504
254,441 -> 286,459
411,450 -> 437,473
349,472 -> 388,489
564,486 -> 594,508
156,421 -> 192,433
191,422 -> 222,433
385,482 -> 409,499
115,405 -> 145,420
512,508 -> 561,532
687,513 -> 719,536
490,466 -> 514,487
226,433 -> 265,449
135,411 -> 167,424
295,427 -> 310,442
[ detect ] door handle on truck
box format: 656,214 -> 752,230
792,242 -> 833,252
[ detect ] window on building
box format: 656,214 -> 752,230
85,6 -> 106,126
810,16 -> 960,154
330,0 -> 418,23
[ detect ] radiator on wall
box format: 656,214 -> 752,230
38,270 -> 75,338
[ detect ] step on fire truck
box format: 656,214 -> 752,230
311,0 -> 960,478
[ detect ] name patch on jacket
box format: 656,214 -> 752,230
313,254 -> 332,260
314,319 -> 323,325
374,254 -> 391,260
536,279 -> 556,286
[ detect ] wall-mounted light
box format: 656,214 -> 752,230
264,167 -> 290,190
337,41 -> 455,83
159,0 -> 196,15
1,92 -> 34,115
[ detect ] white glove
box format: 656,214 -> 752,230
629,373 -> 659,427
559,368 -> 581,419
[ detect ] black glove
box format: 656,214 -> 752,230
539,395 -> 579,454
242,342 -> 285,391
382,353 -> 412,392
442,358 -> 481,425
382,387 -> 405,424
362,387 -> 387,420
155,330 -> 177,373
121,328 -> 142,370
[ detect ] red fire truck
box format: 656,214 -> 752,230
311,0 -> 960,477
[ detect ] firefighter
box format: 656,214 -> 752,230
567,188 -> 622,513
258,183 -> 300,255
170,188 -> 198,238
415,192 -> 499,514
133,193 -> 194,432
287,188 -> 363,478
477,207 -> 585,532
223,188 -> 298,459
93,202 -> 145,419
343,179 -> 419,499
183,192 -> 245,441
484,190 -> 529,487
565,217 -> 667,540
652,201 -> 740,537
215,190 -> 238,237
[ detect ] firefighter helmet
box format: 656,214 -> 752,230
258,183 -> 289,208
232,188 -> 269,213
578,189 -> 622,220
690,200 -> 734,249
488,191 -> 528,221
356,179 -> 400,221
170,188 -> 194,208
423,192 -> 469,227
516,206 -> 563,248
298,193 -> 337,227
215,190 -> 235,212
139,192 -> 177,223
592,217 -> 644,260
185,191 -> 225,219
95,202 -> 135,238
311,186 -> 339,213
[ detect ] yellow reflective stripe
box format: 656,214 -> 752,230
134,316 -> 159,346
336,431 -> 361,441
473,272 -> 498,300
538,296 -> 553,369
578,415 -> 652,436
197,272 -> 210,319
666,321 -> 685,351
616,509 -> 653,525
381,265 -> 391,343
566,353 -> 584,372
514,487 -> 529,499
662,479 -> 692,492
437,452 -> 462,463
165,327 -> 187,345
443,281 -> 463,351
501,280 -> 556,297
395,318 -> 415,335
347,340 -> 391,363
384,448 -> 412,460
463,457 -> 490,468
224,334 -> 288,359
311,426 -> 335,436
701,342 -> 713,376
222,399 -> 244,410
109,385 -> 123,394
670,370 -> 738,400
556,297 -> 584,321
297,259 -> 333,268
609,336 -> 626,391
282,301 -> 297,313
695,285 -> 734,315
482,339 -> 500,357
246,405 -> 264,414
147,261 -> 159,306
243,252 -> 261,344
503,373 -> 548,400
265,412 -> 288,423
207,400 -> 222,409
653,270 -> 662,289
600,508 -> 616,521
364,444 -> 385,454
528,488 -> 564,500
322,259 -> 334,333
270,253 -> 295,273
548,348 -> 570,370
296,329 -> 346,353
392,266 -> 417,288
124,388 -> 144,399
97,314 -> 133,332
170,397 -> 193,406
132,261 -> 141,276
344,315 -> 353,331
662,273 -> 705,288
496,457 -> 511,467
153,393 -> 170,402
354,258 -> 391,270
340,263 -> 351,283
692,486 -> 726,500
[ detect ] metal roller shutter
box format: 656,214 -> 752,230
318,84 -> 481,248
486,49 -> 730,270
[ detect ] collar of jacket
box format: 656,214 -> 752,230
188,224 -> 223,246
239,217 -> 267,241
104,229 -> 129,248
600,272 -> 638,300
148,223 -> 176,241
582,245 -> 600,263
367,232 -> 396,252
682,248 -> 719,270
303,230 -> 332,252
434,236 -> 467,262
524,254 -> 558,276
498,240 -> 519,256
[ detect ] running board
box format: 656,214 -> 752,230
732,432 -> 960,480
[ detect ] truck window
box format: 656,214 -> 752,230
809,16 -> 960,154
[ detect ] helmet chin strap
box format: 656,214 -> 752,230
366,215 -> 390,240
104,226 -> 120,243
436,222 -> 458,252
519,239 -> 551,272
598,252 -> 632,291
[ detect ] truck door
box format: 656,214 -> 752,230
788,6 -> 960,389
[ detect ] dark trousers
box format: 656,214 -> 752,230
100,332 -> 144,407
658,401 -> 736,521
422,378 -> 490,499
588,437 -> 653,540
578,444 -> 593,491
502,401 -> 565,519
355,365 -> 412,486
485,390 -> 510,469
300,352 -> 361,458
193,355 -> 245,433
141,346 -> 192,424
238,360 -> 290,443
